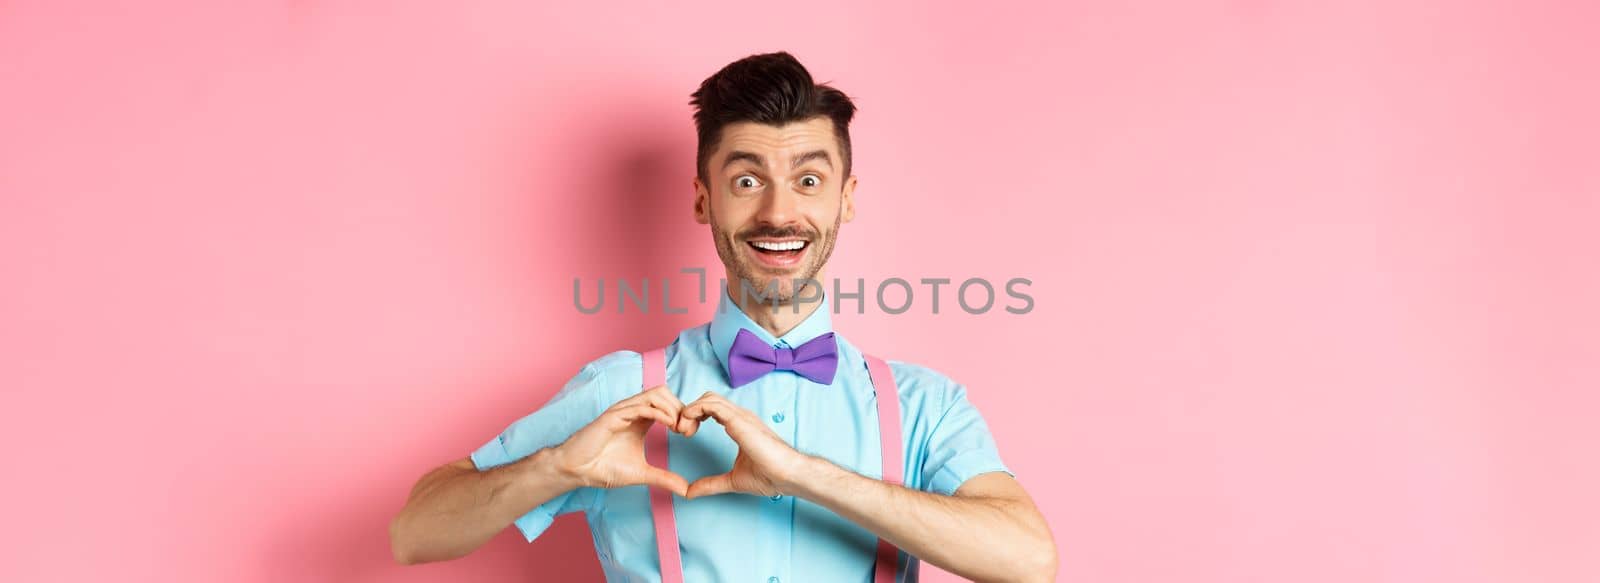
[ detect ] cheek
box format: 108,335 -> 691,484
801,198 -> 842,228
711,197 -> 755,233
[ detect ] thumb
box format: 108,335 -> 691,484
686,473 -> 735,499
642,466 -> 689,498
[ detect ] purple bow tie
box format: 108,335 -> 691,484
726,328 -> 839,388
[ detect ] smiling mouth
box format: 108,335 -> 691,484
748,240 -> 807,253
745,239 -> 810,267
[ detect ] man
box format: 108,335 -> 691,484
389,52 -> 1058,582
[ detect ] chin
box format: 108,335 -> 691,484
733,273 -> 808,304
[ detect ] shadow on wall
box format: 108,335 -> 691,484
264,88 -> 705,582
532,81 -> 715,360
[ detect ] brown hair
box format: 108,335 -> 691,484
690,51 -> 857,181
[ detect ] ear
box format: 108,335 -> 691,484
693,175 -> 711,225
841,174 -> 858,223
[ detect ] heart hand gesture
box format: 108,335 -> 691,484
678,391 -> 811,499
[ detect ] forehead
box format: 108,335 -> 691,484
712,117 -> 839,168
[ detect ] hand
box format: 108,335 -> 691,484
552,384 -> 691,497
679,391 -> 812,499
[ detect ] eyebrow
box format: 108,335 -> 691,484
791,150 -> 833,171
721,150 -> 764,171
720,149 -> 835,172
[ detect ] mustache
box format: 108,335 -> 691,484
737,226 -> 816,241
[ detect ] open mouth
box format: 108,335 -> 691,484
745,239 -> 809,268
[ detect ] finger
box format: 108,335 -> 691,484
685,472 -> 736,499
611,405 -> 676,430
642,467 -> 689,498
631,386 -> 690,435
686,390 -> 728,406
610,384 -> 682,412
678,396 -> 710,436
681,392 -> 759,437
687,401 -> 750,440
682,398 -> 741,428
678,391 -> 723,435
638,386 -> 685,425
610,387 -> 686,431
681,394 -> 727,419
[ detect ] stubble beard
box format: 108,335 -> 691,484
709,203 -> 841,309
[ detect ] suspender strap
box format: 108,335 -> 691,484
642,347 -> 904,583
640,348 -> 684,583
863,354 -> 904,583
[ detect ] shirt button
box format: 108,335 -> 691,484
771,412 -> 785,423
768,577 -> 780,583
770,493 -> 782,501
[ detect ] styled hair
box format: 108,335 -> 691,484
690,51 -> 857,181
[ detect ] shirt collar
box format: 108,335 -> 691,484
709,287 -> 834,380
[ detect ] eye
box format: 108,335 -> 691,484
799,174 -> 821,188
734,175 -> 762,190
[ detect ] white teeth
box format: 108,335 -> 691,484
751,240 -> 806,251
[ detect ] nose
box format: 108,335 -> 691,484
754,182 -> 799,227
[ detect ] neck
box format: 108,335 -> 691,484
725,271 -> 826,338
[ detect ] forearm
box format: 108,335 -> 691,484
388,448 -> 580,564
787,457 -> 1054,583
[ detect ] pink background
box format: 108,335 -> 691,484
2,1 -> 1596,581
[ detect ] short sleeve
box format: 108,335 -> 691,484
920,384 -> 1014,496
470,351 -> 638,542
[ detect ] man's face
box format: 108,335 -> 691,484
694,116 -> 857,305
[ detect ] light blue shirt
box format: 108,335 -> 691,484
471,291 -> 1013,582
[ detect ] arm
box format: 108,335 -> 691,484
790,459 -> 1057,583
387,451 -> 579,565
678,392 -> 1058,583
389,384 -> 692,565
